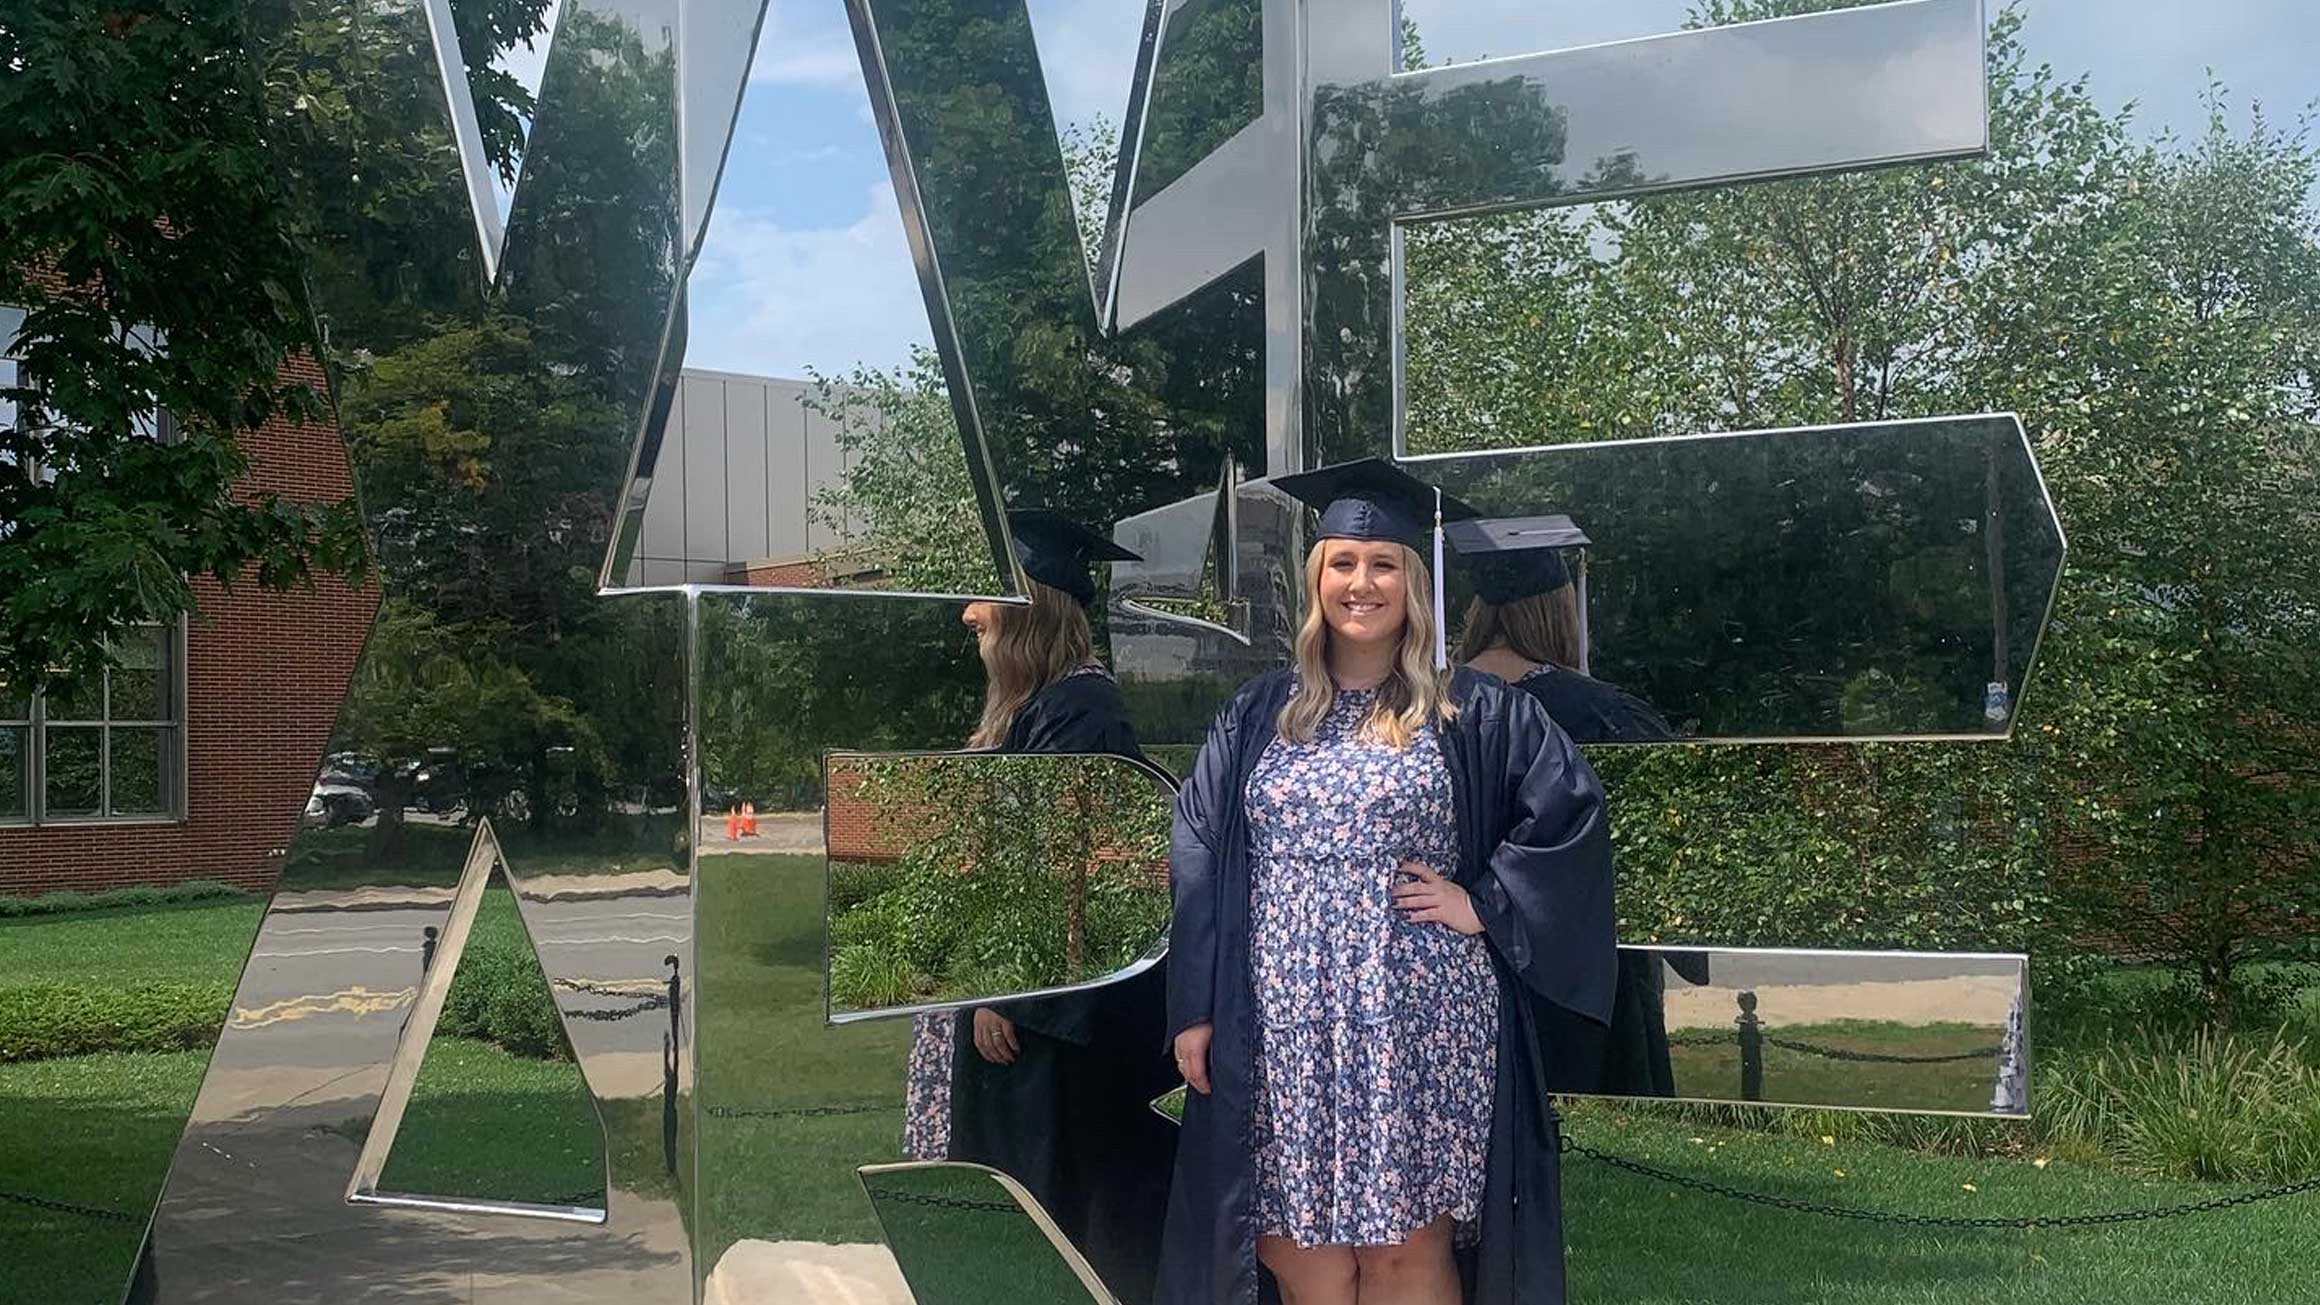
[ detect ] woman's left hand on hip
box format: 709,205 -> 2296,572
1393,861 -> 1484,935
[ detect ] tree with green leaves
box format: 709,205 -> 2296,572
1,0 -> 366,692
1403,1 -> 2320,1017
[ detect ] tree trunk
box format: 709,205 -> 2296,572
1066,779 -> 1091,975
368,775 -> 410,864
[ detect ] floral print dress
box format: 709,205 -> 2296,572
1245,686 -> 1500,1247
902,1009 -> 957,1160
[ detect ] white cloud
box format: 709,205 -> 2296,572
748,0 -> 863,87
1023,0 -> 1148,136
684,183 -> 933,379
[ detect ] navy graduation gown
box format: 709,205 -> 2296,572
1515,664 -> 1677,745
1504,666 -> 1672,1098
1159,667 -> 1618,1305
946,667 -> 1176,1304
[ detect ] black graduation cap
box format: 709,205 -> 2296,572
1268,457 -> 1478,551
1008,508 -> 1141,605
1268,458 -> 1477,668
1446,514 -> 1591,604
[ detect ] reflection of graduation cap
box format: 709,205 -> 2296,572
1447,514 -> 1591,604
1008,508 -> 1141,605
1269,458 -> 1478,668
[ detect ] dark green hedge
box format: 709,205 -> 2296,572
437,942 -> 573,1061
0,982 -> 231,1061
0,881 -> 249,918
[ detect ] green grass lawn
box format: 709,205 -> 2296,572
696,852 -> 913,1257
6,865 -> 2316,1304
0,897 -> 265,989
0,896 -> 264,1304
0,1048 -> 208,1305
1666,1018 -> 2006,1114
375,1036 -> 606,1206
283,816 -> 685,892
1560,1103 -> 2320,1303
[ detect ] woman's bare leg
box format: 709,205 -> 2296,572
1351,1216 -> 1460,1305
1260,1235 -> 1359,1305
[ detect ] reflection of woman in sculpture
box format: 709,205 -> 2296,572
1161,461 -> 1617,1305
899,510 -> 1173,1302
1449,517 -> 1675,745
1450,518 -> 1686,1100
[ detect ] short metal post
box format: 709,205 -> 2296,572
1736,990 -> 1764,1102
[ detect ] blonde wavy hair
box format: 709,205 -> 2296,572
967,579 -> 1093,748
1278,540 -> 1457,748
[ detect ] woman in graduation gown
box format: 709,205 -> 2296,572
1159,461 -> 1618,1305
899,508 -> 1176,1304
1448,518 -> 1696,1100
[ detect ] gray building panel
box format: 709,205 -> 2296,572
680,374 -> 729,565
722,378 -> 772,562
627,367 -> 869,583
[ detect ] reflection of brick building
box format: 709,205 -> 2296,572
1,349 -> 374,896
822,757 -> 904,863
822,755 -> 1170,890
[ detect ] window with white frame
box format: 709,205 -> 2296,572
1,306 -> 189,824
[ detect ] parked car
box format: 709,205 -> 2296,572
310,782 -> 376,828
318,751 -> 383,794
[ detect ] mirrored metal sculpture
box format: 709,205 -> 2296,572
859,1161 -> 1117,1304
823,751 -> 1174,1022
122,0 -> 2084,1299
139,0 -> 713,1294
1572,945 -> 2031,1117
1414,413 -> 2065,739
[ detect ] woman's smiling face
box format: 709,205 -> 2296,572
1317,539 -> 1409,650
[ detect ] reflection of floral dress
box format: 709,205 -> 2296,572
1246,687 -> 1499,1247
903,1010 -> 956,1160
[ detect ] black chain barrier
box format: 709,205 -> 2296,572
564,996 -> 669,1022
1762,1036 -> 2002,1065
704,1101 -> 898,1120
1661,1029 -> 1999,1064
1561,1134 -> 2320,1229
1,1188 -> 140,1224
862,1186 -> 1020,1214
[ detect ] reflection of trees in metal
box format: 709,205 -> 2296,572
143,0 -> 702,1296
864,0 -> 1266,539
826,753 -> 1172,1014
1305,73 -> 1571,462
1423,415 -> 2062,737
1129,0 -> 1263,207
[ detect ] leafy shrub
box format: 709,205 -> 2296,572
830,944 -> 916,1009
437,943 -> 571,1061
2039,1028 -> 2320,1183
0,982 -> 231,1061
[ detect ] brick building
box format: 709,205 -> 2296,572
4,361 -> 856,896
0,337 -> 374,896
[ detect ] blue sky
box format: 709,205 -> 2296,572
669,0 -> 2318,381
